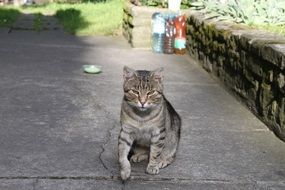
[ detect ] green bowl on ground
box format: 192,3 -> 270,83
83,65 -> 102,74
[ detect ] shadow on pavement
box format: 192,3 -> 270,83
55,8 -> 90,34
1,6 -> 90,34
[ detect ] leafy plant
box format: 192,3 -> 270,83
139,0 -> 168,8
139,0 -> 193,9
189,0 -> 285,26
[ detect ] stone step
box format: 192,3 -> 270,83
11,13 -> 63,31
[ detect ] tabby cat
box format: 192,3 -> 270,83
118,66 -> 181,181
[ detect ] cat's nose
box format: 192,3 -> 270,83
140,101 -> 146,107
139,98 -> 147,107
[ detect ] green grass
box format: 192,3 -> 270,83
0,7 -> 21,27
56,2 -> 123,35
20,0 -> 123,35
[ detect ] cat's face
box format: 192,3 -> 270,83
123,66 -> 164,111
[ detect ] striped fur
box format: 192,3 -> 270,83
118,66 -> 181,181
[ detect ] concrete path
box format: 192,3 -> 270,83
1,28 -> 285,190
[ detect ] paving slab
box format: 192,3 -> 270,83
0,29 -> 285,190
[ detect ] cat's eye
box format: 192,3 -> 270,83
130,89 -> 139,95
147,91 -> 156,96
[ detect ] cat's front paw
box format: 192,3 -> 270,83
120,160 -> 131,181
120,168 -> 131,181
146,164 -> 160,175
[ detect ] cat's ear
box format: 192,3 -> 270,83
123,66 -> 136,81
152,67 -> 164,82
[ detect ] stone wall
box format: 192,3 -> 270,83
187,11 -> 285,141
123,1 -> 169,48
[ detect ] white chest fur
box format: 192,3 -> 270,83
134,127 -> 153,146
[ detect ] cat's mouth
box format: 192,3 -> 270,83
138,104 -> 149,111
138,107 -> 147,111
137,102 -> 149,111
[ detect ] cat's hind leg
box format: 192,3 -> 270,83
130,144 -> 149,163
158,132 -> 179,169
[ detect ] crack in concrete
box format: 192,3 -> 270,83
98,120 -> 117,172
95,100 -> 119,175
96,107 -> 123,189
0,175 -> 270,185
71,83 -> 119,174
